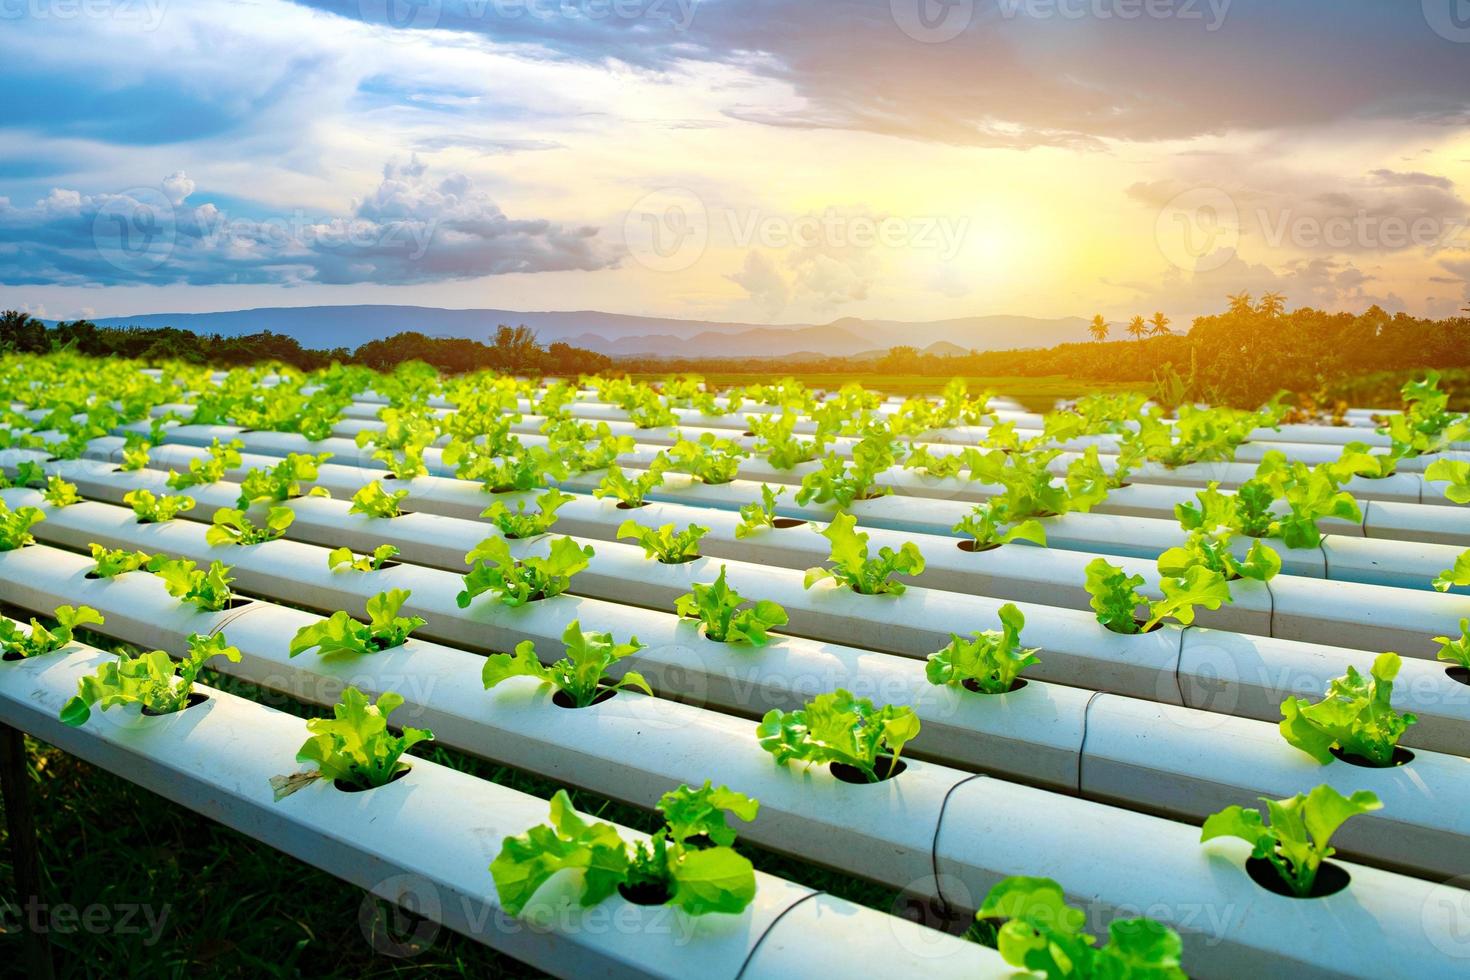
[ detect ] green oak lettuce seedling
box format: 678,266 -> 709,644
457,535 -> 593,607
0,605 -> 104,660
617,519 -> 707,563
1084,557 -> 1232,633
1157,528 -> 1282,583
490,784 -> 758,918
281,687 -> 433,795
1434,548 -> 1470,592
60,632 -> 240,726
89,543 -> 152,578
952,499 -> 1047,550
926,603 -> 1039,694
593,464 -> 665,508
977,876 -> 1187,979
480,487 -> 573,539
757,689 -> 920,782
147,555 -> 236,611
1425,458 -> 1470,505
289,590 -> 425,658
42,475 -> 81,507
1279,653 -> 1418,765
804,512 -> 924,595
119,434 -> 151,471
235,451 -> 332,506
481,619 -> 650,707
1201,785 -> 1382,897
349,480 -> 408,519
0,499 -> 44,550
676,566 -> 788,644
667,433 -> 746,484
1433,618 -> 1470,670
327,543 -> 400,572
734,483 -> 786,538
205,506 -> 295,546
123,488 -> 195,523
167,438 -> 245,491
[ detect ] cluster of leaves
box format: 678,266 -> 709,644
236,451 -> 332,506
490,783 -> 758,918
61,632 -> 240,726
803,513 -> 924,595
747,412 -> 824,470
119,433 -> 151,471
147,555 -> 236,612
348,480 -> 409,519
1083,557 -> 1232,634
617,519 -> 707,563
458,536 -> 593,607
952,499 -> 1047,550
758,690 -> 920,783
1201,785 -> 1381,897
676,567 -> 788,644
977,876 -> 1186,979
290,589 -> 425,658
667,433 -> 747,485
324,546 -> 398,577
1279,653 -> 1417,766
926,603 -> 1039,694
1434,618 -> 1470,670
282,687 -> 434,794
123,488 -> 195,524
481,619 -> 649,707
795,435 -> 898,507
593,464 -> 665,508
43,476 -> 82,507
1157,528 -> 1282,583
205,506 -> 295,547
480,488 -> 573,539
167,438 -> 245,491
0,605 -> 104,660
89,543 -> 152,578
1377,371 -> 1469,458
0,499 -> 45,550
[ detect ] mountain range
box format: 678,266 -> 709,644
59,306 -> 1092,358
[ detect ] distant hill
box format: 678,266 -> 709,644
57,305 -> 1091,358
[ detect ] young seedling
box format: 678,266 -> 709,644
1279,653 -> 1418,766
289,589 -> 425,658
119,434 -> 151,471
89,543 -> 152,578
0,499 -> 45,550
803,512 -> 924,596
480,488 -> 573,539
490,783 -> 758,917
167,438 -> 245,491
795,444 -> 894,508
0,605 -> 104,660
1176,480 -> 1276,540
977,876 -> 1187,979
147,555 -> 236,612
204,506 -> 295,547
60,632 -> 240,726
1157,528 -> 1282,583
123,488 -> 195,524
617,520 -> 708,564
1434,618 -> 1470,671
593,464 -> 664,508
276,687 -> 433,796
675,566 -> 788,644
1434,548 -> 1470,592
926,603 -> 1039,694
457,536 -> 593,607
952,500 -> 1047,551
42,475 -> 81,507
327,544 -> 400,572
1084,557 -> 1231,634
481,619 -> 651,707
236,451 -> 333,506
1425,458 -> 1470,505
757,689 -> 920,783
735,484 -> 787,539
349,480 -> 408,519
1201,785 -> 1382,897
667,433 -> 746,485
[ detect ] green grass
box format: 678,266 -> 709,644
0,656 -> 916,977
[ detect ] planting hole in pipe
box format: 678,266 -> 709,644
956,540 -> 1000,554
142,691 -> 209,716
334,767 -> 411,794
1329,745 -> 1415,768
618,881 -> 673,907
830,756 -> 907,785
614,500 -> 650,510
552,687 -> 618,709
1245,857 -> 1350,899
962,678 -> 1028,695
1446,666 -> 1470,688
772,518 -> 807,529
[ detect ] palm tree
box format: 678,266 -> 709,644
1226,292 -> 1254,316
1088,314 -> 1109,341
1127,315 -> 1147,341
1258,292 -> 1285,317
1149,311 -> 1172,336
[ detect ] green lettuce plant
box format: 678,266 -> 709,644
757,690 -> 920,782
1157,528 -> 1282,583
119,434 -> 151,471
795,440 -> 895,507
1434,548 -> 1469,592
490,784 -> 758,918
803,512 -> 924,595
43,476 -> 81,507
0,499 -> 44,550
328,543 -> 400,572
593,464 -> 665,508
952,500 -> 1047,550
676,566 -> 788,644
735,483 -> 786,538
977,876 -> 1186,979
123,488 -> 195,523
617,520 -> 707,563
205,506 -> 295,546
147,555 -> 236,612
289,590 -> 425,658
1425,458 -> 1470,504
457,536 -> 593,607
0,605 -> 104,660
1084,557 -> 1231,634
667,433 -> 746,485
481,619 -> 650,707
1279,653 -> 1418,765
89,543 -> 152,578
284,687 -> 433,793
167,438 -> 244,491
925,603 -> 1039,694
1433,618 -> 1470,670
1201,785 -> 1381,897
60,632 -> 240,726
349,480 -> 408,519
480,488 -> 573,539
236,451 -> 332,506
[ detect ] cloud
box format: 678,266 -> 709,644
726,250 -> 790,319
0,159 -> 620,288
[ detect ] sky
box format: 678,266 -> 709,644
2,0 -> 1469,328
